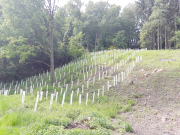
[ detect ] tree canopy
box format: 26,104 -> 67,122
0,0 -> 180,82
137,0 -> 180,49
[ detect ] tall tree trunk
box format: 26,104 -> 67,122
87,44 -> 89,51
165,29 -> 167,49
95,33 -> 97,51
179,0 -> 180,14
3,57 -> 7,69
152,32 -> 155,50
157,24 -> 160,50
160,25 -> 162,50
48,0 -> 55,86
50,21 -> 54,86
175,22 -> 177,48
168,31 -> 171,49
3,57 -> 7,82
150,34 -> 152,50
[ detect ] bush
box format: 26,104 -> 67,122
121,121 -> 133,132
66,109 -> 81,120
45,117 -> 71,127
43,125 -> 111,135
85,112 -> 114,129
0,112 -> 37,127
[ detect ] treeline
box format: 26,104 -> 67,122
0,0 -> 180,82
0,0 -> 137,82
137,0 -> 180,49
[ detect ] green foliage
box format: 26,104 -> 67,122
0,92 -> 121,134
66,109 -> 81,120
139,22 -> 152,48
0,111 -> 38,127
122,105 -> 131,112
122,100 -> 134,112
112,30 -> 127,49
0,95 -> 21,115
120,4 -> 137,48
108,45 -> 116,50
128,100 -> 135,106
45,117 -> 71,127
120,121 -> 133,132
87,112 -> 114,129
133,93 -> 143,98
137,0 -> 179,49
1,36 -> 36,63
0,0 -> 140,82
67,32 -> 85,59
171,30 -> 180,48
42,125 -> 111,135
0,126 -> 20,135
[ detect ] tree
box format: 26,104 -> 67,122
99,5 -> 122,49
60,0 -> 85,60
171,17 -> 180,48
45,0 -> 58,85
135,0 -> 155,28
137,0 -> 180,50
151,0 -> 168,50
120,4 -> 137,48
112,30 -> 127,49
83,1 -> 110,51
139,21 -> 152,49
0,0 -> 59,85
135,0 -> 155,49
67,32 -> 84,59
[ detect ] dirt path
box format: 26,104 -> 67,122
113,68 -> 180,135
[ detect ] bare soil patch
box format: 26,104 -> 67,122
113,67 -> 180,135
159,58 -> 176,62
67,122 -> 91,129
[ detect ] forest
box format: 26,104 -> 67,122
0,0 -> 180,82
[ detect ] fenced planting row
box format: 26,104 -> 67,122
0,49 -> 143,111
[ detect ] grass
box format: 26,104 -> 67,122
0,51 -> 135,135
112,50 -> 180,134
136,50 -> 180,70
133,93 -> 143,98
3,49 -> 180,134
0,94 -> 123,134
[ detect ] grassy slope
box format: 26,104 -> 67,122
1,50 -> 180,134
112,50 -> 180,134
0,50 -> 135,135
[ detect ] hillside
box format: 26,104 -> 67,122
0,49 -> 180,135
115,50 -> 180,135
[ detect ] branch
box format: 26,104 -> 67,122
44,0 -> 51,13
33,59 -> 50,67
39,44 -> 50,52
52,0 -> 56,13
21,59 -> 50,67
40,49 -> 51,56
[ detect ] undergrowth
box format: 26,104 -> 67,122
0,94 -> 127,134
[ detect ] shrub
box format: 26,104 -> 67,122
45,117 -> 71,127
121,121 -> 133,132
43,125 -> 111,135
66,109 -> 81,120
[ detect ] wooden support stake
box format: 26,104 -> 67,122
62,92 -> 66,107
79,94 -> 81,105
49,94 -> 54,109
93,92 -> 95,103
34,92 -> 39,112
86,93 -> 88,105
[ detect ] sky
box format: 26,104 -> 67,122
58,0 -> 136,10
